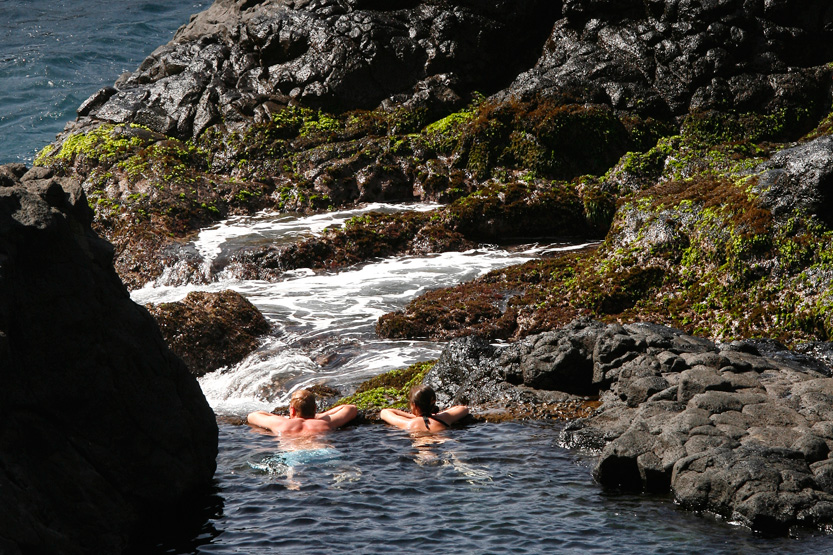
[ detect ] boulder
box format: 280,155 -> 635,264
0,165 -> 217,554
147,289 -> 271,376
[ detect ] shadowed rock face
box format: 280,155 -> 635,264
501,0 -> 833,118
78,0 -> 833,141
0,164 -> 217,554
428,317 -> 833,534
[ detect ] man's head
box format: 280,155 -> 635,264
289,389 -> 316,419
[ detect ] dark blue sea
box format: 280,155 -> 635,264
0,0 -> 204,165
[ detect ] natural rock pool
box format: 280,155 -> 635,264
130,206 -> 833,552
133,421 -> 833,554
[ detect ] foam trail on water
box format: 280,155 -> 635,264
194,202 -> 441,268
131,205 -> 595,415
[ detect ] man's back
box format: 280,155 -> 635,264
247,402 -> 357,436
268,416 -> 336,436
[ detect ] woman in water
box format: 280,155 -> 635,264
380,385 -> 469,432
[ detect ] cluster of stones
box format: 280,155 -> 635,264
567,322 -> 833,533
426,317 -> 833,533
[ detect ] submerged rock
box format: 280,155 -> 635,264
429,317 -> 833,534
0,164 -> 217,554
147,289 -> 272,376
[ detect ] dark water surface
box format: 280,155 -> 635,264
136,421 -> 833,554
0,0 -> 202,164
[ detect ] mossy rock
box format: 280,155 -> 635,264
450,96 -> 670,181
331,360 -> 436,415
377,106 -> 833,346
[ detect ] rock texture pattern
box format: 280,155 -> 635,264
80,0 -> 833,138
501,0 -> 833,119
428,318 -> 833,534
0,164 -> 218,554
147,289 -> 272,376
84,0 -> 558,138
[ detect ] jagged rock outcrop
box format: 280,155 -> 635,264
147,289 -> 272,376
78,0 -> 833,139
428,318 -> 833,534
0,164 -> 217,554
82,0 -> 559,138
34,0 -> 833,293
501,0 -> 833,121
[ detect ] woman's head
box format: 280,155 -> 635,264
409,385 -> 438,416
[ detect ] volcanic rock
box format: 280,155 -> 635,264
147,289 -> 272,376
429,317 -> 833,534
0,164 -> 217,554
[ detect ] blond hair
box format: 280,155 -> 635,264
290,389 -> 316,418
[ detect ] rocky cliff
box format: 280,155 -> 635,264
34,0 -> 833,293
0,164 -> 217,554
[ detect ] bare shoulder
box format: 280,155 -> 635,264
437,405 -> 469,425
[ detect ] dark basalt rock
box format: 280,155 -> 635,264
84,0 -> 559,138
752,135 -> 833,227
430,317 -> 833,534
79,0 -> 833,141
500,0 -> 833,122
0,164 -> 217,554
147,289 -> 272,376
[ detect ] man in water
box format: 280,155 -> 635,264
247,389 -> 357,436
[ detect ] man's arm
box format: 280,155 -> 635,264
316,404 -> 357,429
247,410 -> 286,433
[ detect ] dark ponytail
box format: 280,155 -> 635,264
409,385 -> 438,416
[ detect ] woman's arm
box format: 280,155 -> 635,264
436,405 -> 469,425
380,408 -> 416,429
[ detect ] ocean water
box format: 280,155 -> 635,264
0,0 -> 203,165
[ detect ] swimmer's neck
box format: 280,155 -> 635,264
288,408 -> 314,420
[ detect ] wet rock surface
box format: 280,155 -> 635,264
428,317 -> 833,534
0,165 -> 217,554
84,0 -> 558,137
147,289 -> 272,376
501,0 -> 833,120
81,0 -> 833,138
36,0 -> 833,293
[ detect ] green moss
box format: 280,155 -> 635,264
681,108 -> 816,148
331,360 -> 436,410
447,97 -> 665,181
34,123 -> 155,167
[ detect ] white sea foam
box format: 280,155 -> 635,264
132,206 -> 596,415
